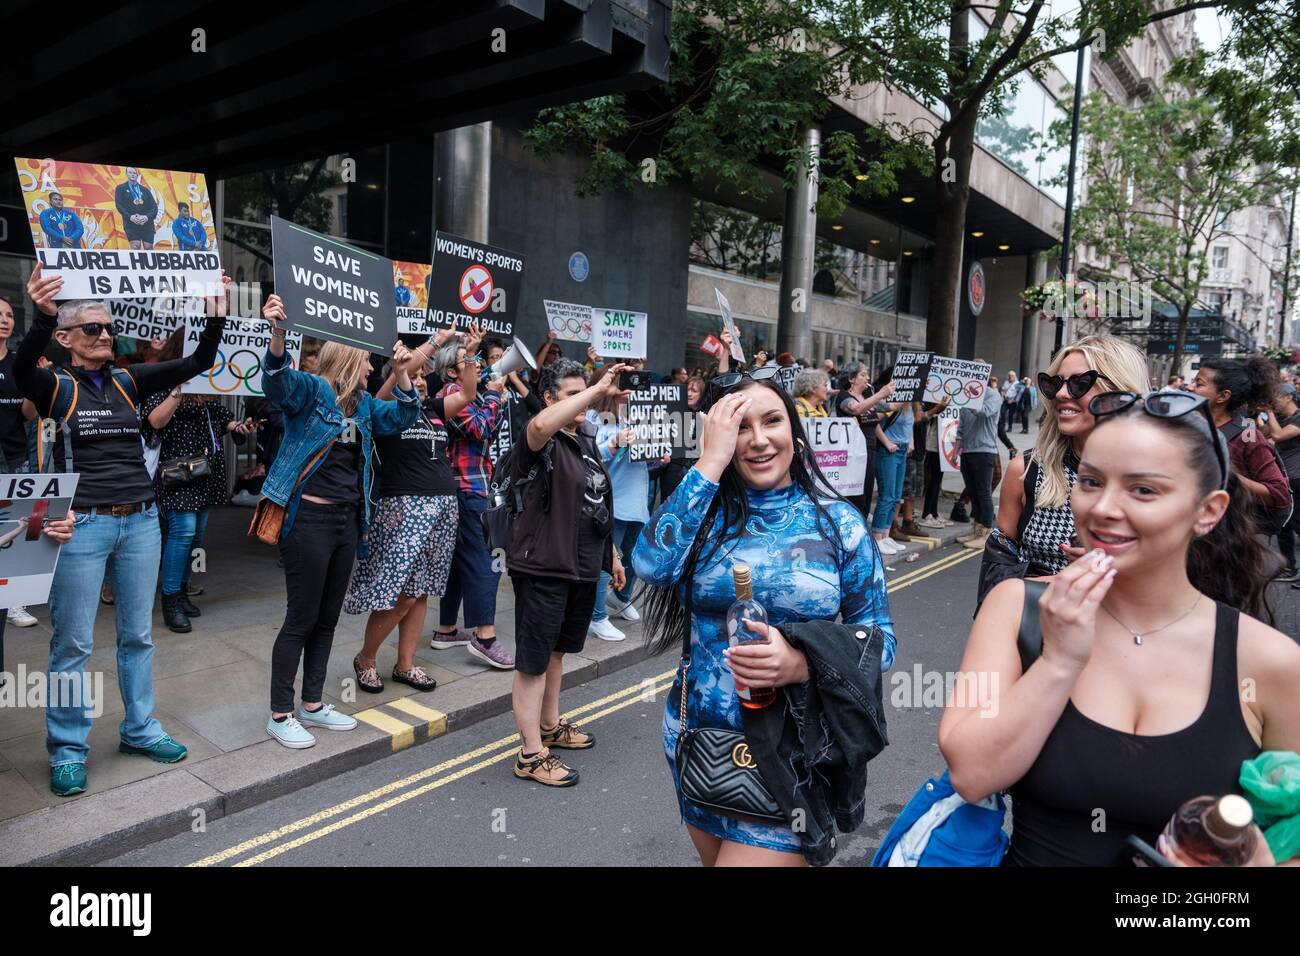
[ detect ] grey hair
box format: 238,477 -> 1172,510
56,300 -> 110,330
539,358 -> 588,400
792,367 -> 828,397
431,342 -> 462,377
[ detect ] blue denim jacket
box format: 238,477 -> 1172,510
260,347 -> 419,557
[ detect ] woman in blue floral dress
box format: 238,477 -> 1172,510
632,374 -> 895,866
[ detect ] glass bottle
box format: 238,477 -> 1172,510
725,563 -> 775,709
1161,794 -> 1258,867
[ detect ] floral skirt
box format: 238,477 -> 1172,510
343,495 -> 457,613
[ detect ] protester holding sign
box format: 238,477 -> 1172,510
506,358 -> 626,786
345,327 -> 471,695
832,362 -> 894,527
428,331 -> 514,670
142,334 -> 257,632
0,295 -> 40,631
954,375 -> 1001,552
256,294 -> 421,750
16,263 -> 230,796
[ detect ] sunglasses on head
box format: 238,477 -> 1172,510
704,366 -> 780,407
69,322 -> 113,339
1039,369 -> 1105,400
1088,390 -> 1228,490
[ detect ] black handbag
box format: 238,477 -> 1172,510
975,527 -> 1030,612
159,403 -> 219,490
674,588 -> 784,824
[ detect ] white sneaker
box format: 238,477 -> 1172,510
7,606 -> 37,627
607,595 -> 641,621
230,490 -> 260,507
876,537 -> 901,555
588,618 -> 627,642
916,516 -> 944,529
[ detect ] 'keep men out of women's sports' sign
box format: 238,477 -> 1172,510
624,383 -> 691,461
889,351 -> 991,406
271,215 -> 397,355
425,231 -> 523,338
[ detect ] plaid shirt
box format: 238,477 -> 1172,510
438,382 -> 502,497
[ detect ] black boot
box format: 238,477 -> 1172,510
161,593 -> 192,633
178,592 -> 201,617
950,501 -> 970,523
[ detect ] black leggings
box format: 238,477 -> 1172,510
923,450 -> 943,518
959,452 -> 997,528
1277,478 -> 1300,570
271,501 -> 358,712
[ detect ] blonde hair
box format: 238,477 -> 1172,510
1034,334 -> 1149,508
315,342 -> 370,417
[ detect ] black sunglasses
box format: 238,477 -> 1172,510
70,322 -> 113,338
1088,390 -> 1228,490
704,366 -> 780,408
1039,369 -> 1105,400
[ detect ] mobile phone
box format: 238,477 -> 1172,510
1126,833 -> 1173,867
1259,411 -> 1270,424
619,370 -> 652,390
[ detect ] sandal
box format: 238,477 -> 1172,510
352,655 -> 384,694
391,664 -> 437,692
186,583 -> 204,596
100,585 -> 115,606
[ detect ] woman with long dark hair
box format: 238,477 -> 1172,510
632,373 -> 895,867
941,390 -> 1297,866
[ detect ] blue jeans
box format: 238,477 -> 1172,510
872,444 -> 909,532
47,504 -> 165,767
591,519 -> 644,622
160,508 -> 209,595
438,491 -> 499,629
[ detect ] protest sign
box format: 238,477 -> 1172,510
700,335 -> 724,358
14,158 -> 220,299
0,472 -> 78,608
543,299 -> 593,343
714,288 -> 746,362
427,231 -> 523,338
938,406 -> 962,473
107,298 -> 187,343
776,364 -> 801,393
182,317 -> 303,396
393,260 -> 434,334
924,356 -> 992,408
889,351 -> 933,403
624,383 -> 689,462
592,308 -> 648,359
805,417 -> 869,496
271,215 -> 396,355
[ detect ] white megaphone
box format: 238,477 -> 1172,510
484,337 -> 537,380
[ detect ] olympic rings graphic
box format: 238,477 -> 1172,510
205,347 -> 295,394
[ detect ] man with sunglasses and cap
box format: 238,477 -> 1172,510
16,263 -> 229,797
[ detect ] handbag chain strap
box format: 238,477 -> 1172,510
677,577 -> 694,744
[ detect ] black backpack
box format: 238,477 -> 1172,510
1220,420 -> 1295,535
479,438 -> 554,552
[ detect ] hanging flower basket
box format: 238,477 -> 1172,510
1262,344 -> 1300,367
1020,279 -> 1094,323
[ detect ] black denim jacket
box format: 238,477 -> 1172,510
740,619 -> 889,866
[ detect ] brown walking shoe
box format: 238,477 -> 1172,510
514,746 -> 579,787
540,718 -> 595,750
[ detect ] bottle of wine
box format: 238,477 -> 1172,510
1160,794 -> 1258,866
725,562 -> 774,709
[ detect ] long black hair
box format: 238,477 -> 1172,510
639,378 -> 851,656
1091,405 -> 1274,624
1201,356 -> 1279,414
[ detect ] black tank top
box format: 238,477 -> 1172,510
1006,601 -> 1260,867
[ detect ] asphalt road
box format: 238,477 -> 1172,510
104,550 -> 1299,868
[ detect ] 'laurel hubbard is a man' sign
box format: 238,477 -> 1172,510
270,215 -> 397,355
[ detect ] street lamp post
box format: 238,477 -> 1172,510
1055,36 -> 1090,353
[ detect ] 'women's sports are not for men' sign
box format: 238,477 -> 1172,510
592,308 -> 647,358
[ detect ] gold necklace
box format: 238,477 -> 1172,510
1100,594 -> 1201,645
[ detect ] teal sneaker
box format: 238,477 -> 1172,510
267,714 -> 316,749
297,703 -> 358,731
119,734 -> 188,764
51,763 -> 87,797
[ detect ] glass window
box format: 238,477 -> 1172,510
1212,246 -> 1229,271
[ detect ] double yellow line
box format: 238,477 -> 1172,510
191,548 -> 977,866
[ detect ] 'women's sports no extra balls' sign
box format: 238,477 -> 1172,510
592,307 -> 647,359
425,231 -> 523,338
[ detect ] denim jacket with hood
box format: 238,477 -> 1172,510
259,347 -> 419,557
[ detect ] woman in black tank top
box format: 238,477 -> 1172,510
940,391 -> 1300,866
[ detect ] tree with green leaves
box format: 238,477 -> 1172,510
526,0 -> 1283,357
1062,90 -> 1294,371
221,159 -> 340,265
